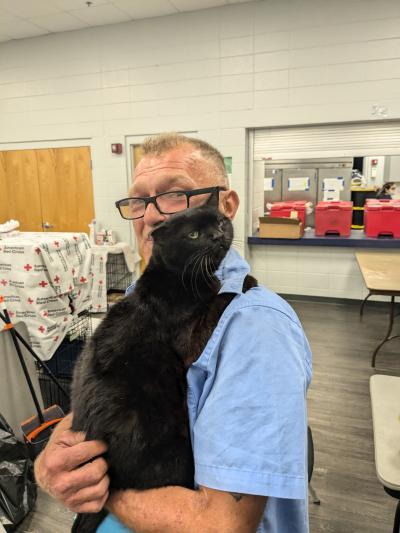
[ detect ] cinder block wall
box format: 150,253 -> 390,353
1,0 -> 400,297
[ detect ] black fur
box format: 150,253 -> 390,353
70,204 -> 257,532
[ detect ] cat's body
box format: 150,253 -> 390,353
70,204 -> 257,531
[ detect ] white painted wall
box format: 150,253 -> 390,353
1,0 -> 400,298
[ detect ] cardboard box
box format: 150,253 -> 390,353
259,216 -> 304,239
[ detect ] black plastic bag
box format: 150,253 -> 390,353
0,413 -> 36,532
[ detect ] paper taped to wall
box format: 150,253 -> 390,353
323,177 -> 344,191
288,177 -> 310,191
263,178 -> 275,191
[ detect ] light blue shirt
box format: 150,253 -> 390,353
97,248 -> 312,533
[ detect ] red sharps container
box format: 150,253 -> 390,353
364,199 -> 400,238
315,201 -> 353,237
270,201 -> 307,226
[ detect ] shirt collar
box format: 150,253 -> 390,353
215,248 -> 250,295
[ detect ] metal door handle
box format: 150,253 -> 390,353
42,221 -> 54,229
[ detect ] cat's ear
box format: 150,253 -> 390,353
151,222 -> 167,241
205,188 -> 219,208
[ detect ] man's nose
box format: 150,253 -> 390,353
143,201 -> 166,226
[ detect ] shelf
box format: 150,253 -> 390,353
248,230 -> 400,248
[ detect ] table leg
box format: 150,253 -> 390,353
372,296 -> 398,368
360,291 -> 372,319
393,499 -> 400,533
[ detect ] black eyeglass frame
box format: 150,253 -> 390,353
115,186 -> 225,220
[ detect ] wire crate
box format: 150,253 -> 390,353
106,252 -> 133,293
37,310 -> 92,412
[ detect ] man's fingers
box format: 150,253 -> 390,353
65,475 -> 109,510
51,457 -> 108,498
50,439 -> 108,472
68,490 -> 109,514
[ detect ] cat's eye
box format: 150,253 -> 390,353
188,231 -> 199,239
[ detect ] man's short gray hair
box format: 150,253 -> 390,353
141,132 -> 228,187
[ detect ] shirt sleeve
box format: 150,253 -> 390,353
192,305 -> 311,499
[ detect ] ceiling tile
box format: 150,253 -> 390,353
0,0 -> 60,18
29,12 -> 89,32
111,0 -> 177,19
1,18 -> 49,39
71,3 -> 132,25
52,0 -> 109,10
170,0 -> 225,11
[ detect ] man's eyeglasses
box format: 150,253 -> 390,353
115,186 -> 224,220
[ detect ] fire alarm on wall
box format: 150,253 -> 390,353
111,143 -> 123,154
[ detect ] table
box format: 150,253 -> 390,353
0,232 -> 92,361
356,252 -> 400,367
370,374 -> 400,532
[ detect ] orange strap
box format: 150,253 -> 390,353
0,296 -> 4,303
26,418 -> 64,442
3,323 -> 13,330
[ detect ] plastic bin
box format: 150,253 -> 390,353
315,201 -> 353,237
364,199 -> 400,238
270,201 -> 307,225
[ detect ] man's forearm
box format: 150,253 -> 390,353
108,485 -> 264,533
108,485 -> 208,533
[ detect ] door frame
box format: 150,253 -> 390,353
0,138 -> 92,151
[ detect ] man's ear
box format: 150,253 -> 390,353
219,190 -> 239,220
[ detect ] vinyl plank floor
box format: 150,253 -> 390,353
17,299 -> 400,532
290,298 -> 400,533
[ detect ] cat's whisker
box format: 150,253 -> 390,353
204,255 -> 214,287
200,254 -> 213,290
191,250 -> 205,299
182,249 -> 204,292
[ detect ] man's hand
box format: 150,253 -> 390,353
34,413 -> 109,513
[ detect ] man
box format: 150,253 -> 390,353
35,133 -> 312,532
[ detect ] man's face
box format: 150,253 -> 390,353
130,144 -> 223,264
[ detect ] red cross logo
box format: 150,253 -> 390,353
39,281 -> 48,288
54,275 -> 60,284
42,311 -> 48,317
73,236 -> 78,241
24,264 -> 32,271
0,279 -> 7,286
38,326 -> 45,333
54,241 -> 60,247
35,247 -> 41,254
80,276 -> 87,283
27,297 -> 34,304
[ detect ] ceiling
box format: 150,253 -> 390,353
0,0 -> 253,43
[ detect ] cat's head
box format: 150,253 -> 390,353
150,205 -> 233,277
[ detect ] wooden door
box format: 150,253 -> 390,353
0,153 -> 8,224
2,150 -> 43,231
37,147 -> 95,233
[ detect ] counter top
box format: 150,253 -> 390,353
248,230 -> 400,248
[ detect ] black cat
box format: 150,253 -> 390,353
70,203 -> 257,532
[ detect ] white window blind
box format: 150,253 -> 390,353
253,122 -> 400,159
